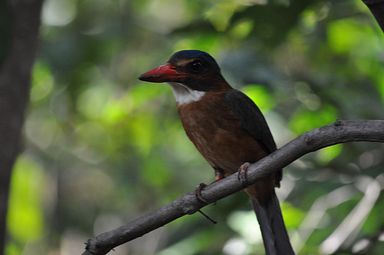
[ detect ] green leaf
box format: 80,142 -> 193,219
327,19 -> 362,54
129,114 -> 156,155
5,242 -> 20,255
31,61 -> 54,102
280,202 -> 305,229
316,144 -> 343,164
8,155 -> 45,242
205,1 -> 240,31
230,19 -> 253,39
242,85 -> 275,112
289,105 -> 337,134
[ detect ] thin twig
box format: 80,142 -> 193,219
197,209 -> 217,224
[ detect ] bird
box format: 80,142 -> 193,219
139,50 -> 295,255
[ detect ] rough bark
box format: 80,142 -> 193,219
0,0 -> 43,253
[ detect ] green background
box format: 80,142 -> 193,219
6,0 -> 384,254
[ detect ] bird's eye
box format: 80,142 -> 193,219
188,60 -> 203,73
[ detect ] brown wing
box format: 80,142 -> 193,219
224,89 -> 277,153
224,89 -> 282,186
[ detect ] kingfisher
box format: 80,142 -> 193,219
139,50 -> 294,255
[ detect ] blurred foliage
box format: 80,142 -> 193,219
3,0 -> 384,254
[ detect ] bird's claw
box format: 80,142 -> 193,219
195,183 -> 209,204
238,162 -> 251,187
214,168 -> 225,181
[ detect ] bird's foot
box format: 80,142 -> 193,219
195,183 -> 209,204
214,168 -> 225,181
238,162 -> 251,187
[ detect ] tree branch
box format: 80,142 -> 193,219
362,0 -> 384,32
82,120 -> 384,255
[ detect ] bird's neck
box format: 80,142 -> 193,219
169,82 -> 206,105
169,79 -> 232,105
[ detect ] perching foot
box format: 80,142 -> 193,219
238,162 -> 251,187
195,183 -> 209,204
214,168 -> 225,181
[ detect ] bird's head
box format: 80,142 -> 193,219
139,50 -> 229,92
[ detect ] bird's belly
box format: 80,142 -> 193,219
193,128 -> 265,173
179,107 -> 267,175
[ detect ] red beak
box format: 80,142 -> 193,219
139,63 -> 184,83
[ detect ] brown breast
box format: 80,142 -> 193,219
177,91 -> 268,177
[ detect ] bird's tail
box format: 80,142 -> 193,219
250,191 -> 295,255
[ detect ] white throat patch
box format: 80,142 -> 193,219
168,82 -> 205,105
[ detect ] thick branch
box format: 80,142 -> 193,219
362,0 -> 384,31
83,120 -> 384,255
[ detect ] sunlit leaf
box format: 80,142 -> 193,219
5,242 -> 20,255
280,202 -> 305,229
328,19 -> 362,54
327,18 -> 381,58
242,85 -> 275,112
205,1 -> 239,31
173,35 -> 221,55
128,83 -> 167,109
289,105 -> 337,134
101,97 -> 130,124
31,61 -> 54,102
316,144 -> 343,164
8,155 -> 45,242
230,19 -> 253,39
129,114 -> 156,155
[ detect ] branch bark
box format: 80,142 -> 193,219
0,0 -> 43,253
362,0 -> 384,31
83,120 -> 384,255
